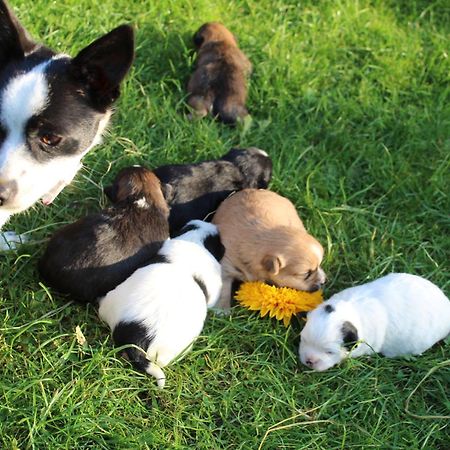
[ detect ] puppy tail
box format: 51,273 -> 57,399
145,362 -> 166,389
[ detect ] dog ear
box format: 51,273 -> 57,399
0,1 -> 37,67
70,24 -> 134,109
203,233 -> 225,262
341,321 -> 359,351
160,183 -> 174,203
103,183 -> 118,203
261,254 -> 285,275
193,30 -> 204,48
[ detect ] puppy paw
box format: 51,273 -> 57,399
210,306 -> 232,317
0,231 -> 28,251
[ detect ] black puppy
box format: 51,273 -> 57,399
105,147 -> 272,234
39,167 -> 170,303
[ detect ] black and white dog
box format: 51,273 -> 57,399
0,1 -> 134,247
105,147 -> 273,234
98,220 -> 224,388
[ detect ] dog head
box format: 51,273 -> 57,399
173,220 -> 225,262
0,1 -> 134,217
193,22 -> 237,49
221,147 -> 273,189
104,166 -> 169,215
299,301 -> 360,371
258,228 -> 326,292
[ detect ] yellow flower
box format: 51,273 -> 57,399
235,281 -> 323,326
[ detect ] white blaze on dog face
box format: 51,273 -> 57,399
0,61 -> 73,212
299,302 -> 354,371
0,15 -> 134,222
0,57 -> 111,214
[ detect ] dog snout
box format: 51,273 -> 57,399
0,180 -> 17,206
305,357 -> 319,368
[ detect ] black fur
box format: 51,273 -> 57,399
324,304 -> 335,313
149,147 -> 272,234
341,321 -> 359,351
171,222 -> 200,237
39,169 -> 169,303
0,2 -> 134,166
203,233 -> 225,262
113,321 -> 154,372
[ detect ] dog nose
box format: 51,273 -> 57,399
308,283 -> 322,292
0,181 -> 15,206
305,358 -> 317,367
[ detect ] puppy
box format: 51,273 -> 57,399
212,189 -> 326,311
187,22 -> 252,124
0,0 -> 134,246
109,147 -> 271,234
98,220 -> 224,388
38,167 -> 169,303
299,273 -> 450,371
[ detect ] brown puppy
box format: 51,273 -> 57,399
188,22 -> 252,124
39,167 -> 170,303
212,189 -> 326,311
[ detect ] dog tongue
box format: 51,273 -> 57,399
41,180 -> 67,205
41,196 -> 54,206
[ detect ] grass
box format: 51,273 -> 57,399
1,0 -> 449,448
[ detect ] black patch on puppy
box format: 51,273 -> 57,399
152,148 -> 272,235
172,222 -> 200,237
113,321 -> 154,373
146,253 -> 170,265
341,321 -> 359,351
324,304 -> 335,313
193,275 -> 208,302
203,233 -> 225,262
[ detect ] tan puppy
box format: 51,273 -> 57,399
188,22 -> 252,124
212,189 -> 326,311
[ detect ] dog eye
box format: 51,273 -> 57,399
326,351 -> 334,355
304,270 -> 313,280
40,133 -> 62,147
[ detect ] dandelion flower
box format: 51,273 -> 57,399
235,281 -> 323,326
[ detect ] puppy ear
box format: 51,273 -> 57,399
103,183 -> 118,203
261,254 -> 285,275
70,25 -> 134,109
0,1 -> 37,67
193,30 -> 204,48
160,183 -> 174,203
341,321 -> 359,351
203,233 -> 225,262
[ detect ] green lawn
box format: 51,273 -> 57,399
1,0 -> 449,448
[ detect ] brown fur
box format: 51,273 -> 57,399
212,189 -> 326,310
111,166 -> 169,215
187,22 -> 252,124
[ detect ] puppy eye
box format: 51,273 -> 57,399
326,351 -> 334,355
40,133 -> 62,147
304,270 -> 313,280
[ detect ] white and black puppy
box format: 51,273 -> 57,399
98,220 -> 224,388
39,167 -> 169,304
105,147 -> 272,234
0,0 -> 134,245
299,273 -> 450,371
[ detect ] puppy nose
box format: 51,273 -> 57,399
305,358 -> 317,367
0,181 -> 15,206
308,283 -> 322,292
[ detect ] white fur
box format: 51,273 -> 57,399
98,220 -> 223,388
0,59 -> 111,242
299,273 -> 450,371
